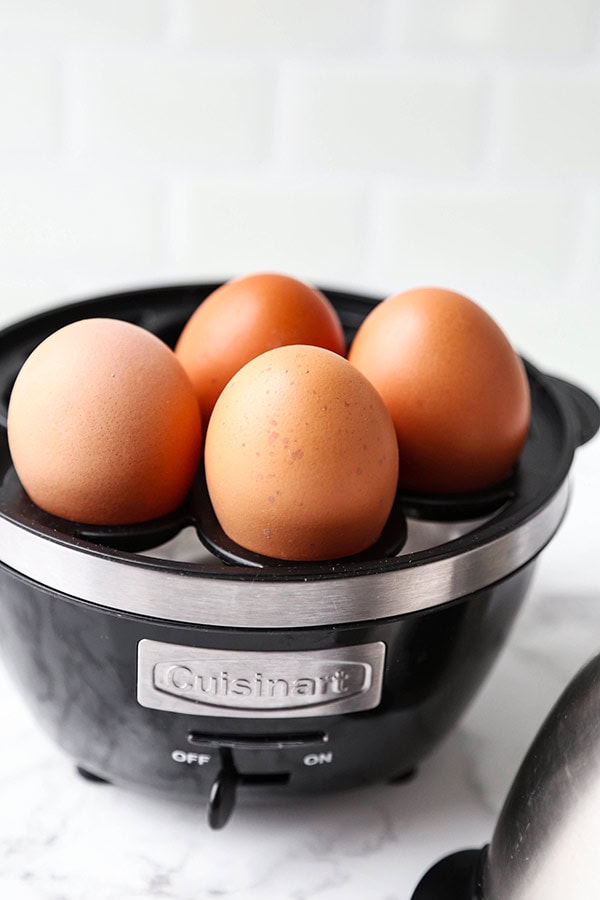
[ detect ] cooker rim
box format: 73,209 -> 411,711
0,477 -> 568,627
0,282 -> 592,629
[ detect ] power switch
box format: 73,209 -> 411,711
207,748 -> 238,830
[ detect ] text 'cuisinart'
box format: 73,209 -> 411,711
137,640 -> 386,718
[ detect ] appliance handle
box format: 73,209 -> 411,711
545,374 -> 600,448
411,847 -> 486,899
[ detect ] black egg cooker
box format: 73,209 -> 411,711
0,284 -> 597,831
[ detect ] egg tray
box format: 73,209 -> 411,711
0,283 -> 597,582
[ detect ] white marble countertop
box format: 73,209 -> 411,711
0,437 -> 599,900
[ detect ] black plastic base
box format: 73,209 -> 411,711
0,560 -> 532,806
411,848 -> 486,899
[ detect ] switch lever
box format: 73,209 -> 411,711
207,748 -> 238,830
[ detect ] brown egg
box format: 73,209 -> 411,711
175,272 -> 346,423
7,318 -> 203,524
204,344 -> 399,561
348,287 -> 531,493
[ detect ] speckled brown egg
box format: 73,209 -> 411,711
348,287 -> 531,493
7,318 -> 203,524
204,344 -> 399,561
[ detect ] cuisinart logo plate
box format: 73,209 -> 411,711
137,640 -> 386,718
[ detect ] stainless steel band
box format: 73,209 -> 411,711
0,480 -> 569,629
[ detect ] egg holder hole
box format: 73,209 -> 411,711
0,283 -> 597,580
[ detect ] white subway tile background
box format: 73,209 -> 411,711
0,0 -> 598,392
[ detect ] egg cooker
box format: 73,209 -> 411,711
0,284 -> 597,829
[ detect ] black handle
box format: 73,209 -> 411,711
546,375 -> 600,448
411,847 -> 486,899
